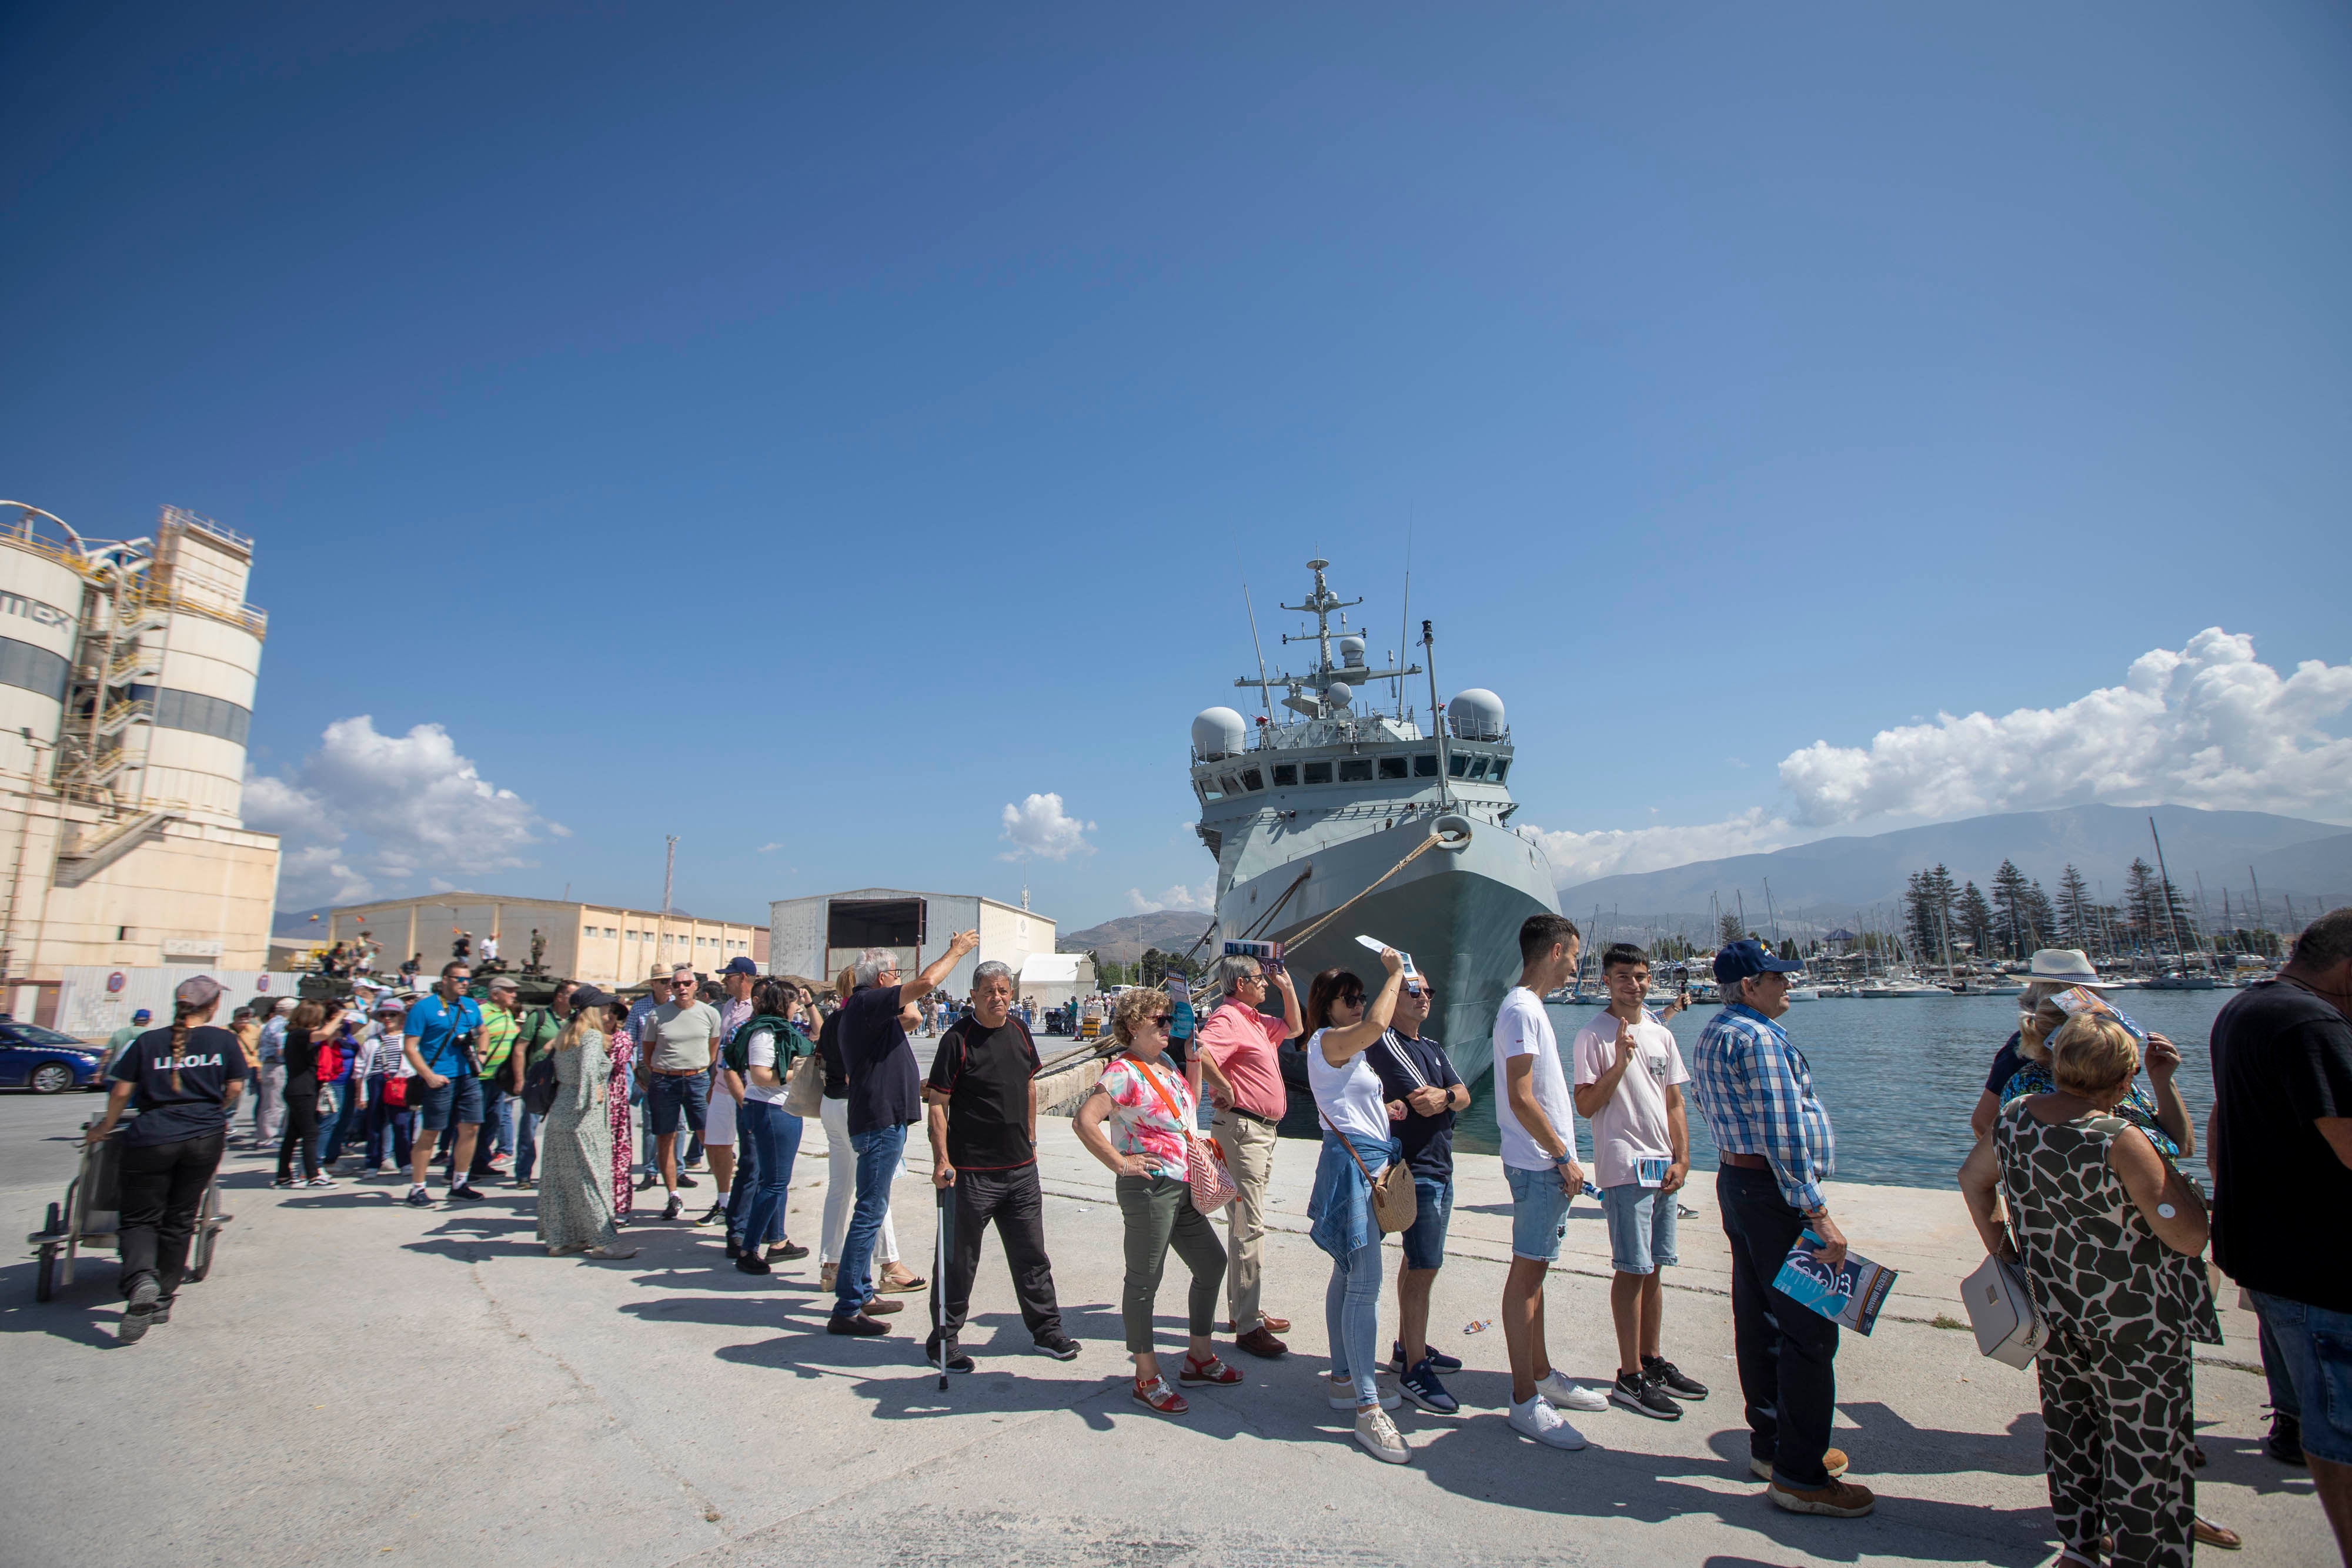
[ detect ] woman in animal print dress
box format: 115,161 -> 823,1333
1959,1014 -> 2220,1568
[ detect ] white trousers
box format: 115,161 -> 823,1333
819,1094 -> 898,1266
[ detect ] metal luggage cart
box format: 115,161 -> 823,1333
27,1117 -> 230,1301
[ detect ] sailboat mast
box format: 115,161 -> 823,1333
2147,817 -> 2190,970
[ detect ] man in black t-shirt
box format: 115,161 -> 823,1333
922,959 -> 1077,1369
2210,907 -> 2352,1550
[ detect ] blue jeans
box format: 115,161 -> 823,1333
362,1076 -> 412,1166
833,1123 -> 907,1319
514,1108 -> 542,1182
470,1078 -> 516,1175
733,1101 -> 800,1251
2251,1290 -> 2352,1466
316,1080 -> 355,1168
1718,1165 -> 1840,1490
1325,1238 -> 1384,1407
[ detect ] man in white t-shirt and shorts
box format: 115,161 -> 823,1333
1493,912 -> 1609,1452
1572,942 -> 1710,1422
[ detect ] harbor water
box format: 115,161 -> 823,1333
1440,992 -> 2237,1191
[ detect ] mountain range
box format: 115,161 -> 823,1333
1059,908 -> 1215,964
1556,804 -> 2352,936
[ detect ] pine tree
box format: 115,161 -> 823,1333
1956,881 -> 1994,958
1989,859 -> 2035,960
2024,880 -> 2057,951
1716,910 -> 1743,945
2054,864 -> 2095,950
1903,865 -> 1959,963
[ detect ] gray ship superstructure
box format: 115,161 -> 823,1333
1191,560 -> 1561,1085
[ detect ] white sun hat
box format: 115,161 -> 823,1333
2019,949 -> 2113,988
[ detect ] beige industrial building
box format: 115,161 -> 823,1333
321,895 -> 765,989
0,503 -> 282,1024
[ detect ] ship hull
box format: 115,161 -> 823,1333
1214,816 -> 1558,1086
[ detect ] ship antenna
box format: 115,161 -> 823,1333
1397,520 -> 1412,721
1421,617 -> 1450,807
1242,581 -> 1274,732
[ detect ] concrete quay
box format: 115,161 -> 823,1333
0,1086 -> 2329,1568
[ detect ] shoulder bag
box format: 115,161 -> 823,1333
522,1051 -> 562,1117
780,1049 -> 824,1118
1134,1061 -> 1237,1213
1960,1249 -> 2045,1369
1319,1106 -> 1416,1233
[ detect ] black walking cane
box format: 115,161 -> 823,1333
933,1178 -> 953,1391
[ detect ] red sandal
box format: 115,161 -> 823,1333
1132,1375 -> 1190,1414
1181,1353 -> 1242,1386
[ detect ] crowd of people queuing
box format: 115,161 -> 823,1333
73,902 -> 2352,1563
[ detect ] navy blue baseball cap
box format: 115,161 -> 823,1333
132,1008 -> 152,1022
720,955 -> 760,977
1713,939 -> 1804,986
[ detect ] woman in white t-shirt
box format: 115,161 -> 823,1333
1302,947 -> 1412,1465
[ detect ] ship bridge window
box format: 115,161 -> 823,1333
1465,755 -> 1490,781
1490,758 -> 1509,783
1198,779 -> 1221,803
1218,774 -> 1244,797
1302,760 -> 1334,785
1271,763 -> 1298,787
1447,753 -> 1469,778
1240,767 -> 1264,791
1414,754 -> 1439,778
1338,758 -> 1373,783
1378,755 -> 1408,780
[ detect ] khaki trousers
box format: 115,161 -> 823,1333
1211,1108 -> 1279,1332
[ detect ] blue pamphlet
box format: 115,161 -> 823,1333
1772,1231 -> 1896,1336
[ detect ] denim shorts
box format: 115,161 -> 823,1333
1601,1183 -> 1678,1275
1399,1176 -> 1453,1271
646,1069 -> 710,1136
1504,1163 -> 1573,1262
415,1072 -> 483,1132
2251,1290 -> 2352,1466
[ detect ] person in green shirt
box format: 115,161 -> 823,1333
469,975 -> 525,1182
103,1009 -> 153,1074
510,979 -> 575,1191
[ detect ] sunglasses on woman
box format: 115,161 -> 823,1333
1145,1014 -> 1174,1026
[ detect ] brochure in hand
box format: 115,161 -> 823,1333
1773,1231 -> 1897,1336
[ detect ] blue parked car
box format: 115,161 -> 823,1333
0,1023 -> 108,1094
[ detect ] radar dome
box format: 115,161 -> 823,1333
1337,636 -> 1366,669
1191,706 -> 1247,760
1448,688 -> 1505,741
1323,681 -> 1354,709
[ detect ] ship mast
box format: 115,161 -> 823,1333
1231,559 -> 1421,722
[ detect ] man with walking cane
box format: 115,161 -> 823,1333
924,959 -> 1081,1372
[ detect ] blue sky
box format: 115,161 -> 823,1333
4,3 -> 2347,929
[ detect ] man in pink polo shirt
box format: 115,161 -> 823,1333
1195,951 -> 1305,1359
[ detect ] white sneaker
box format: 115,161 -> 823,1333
1327,1379 -> 1402,1411
1537,1370 -> 1608,1412
1509,1395 -> 1588,1450
1354,1405 -> 1411,1464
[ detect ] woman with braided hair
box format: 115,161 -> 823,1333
82,975 -> 246,1344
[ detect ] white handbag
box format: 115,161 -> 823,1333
1962,1252 -> 2047,1369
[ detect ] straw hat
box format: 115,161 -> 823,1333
2019,949 -> 2113,988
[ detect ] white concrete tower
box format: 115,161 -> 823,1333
127,509 -> 266,826
0,506 -> 87,781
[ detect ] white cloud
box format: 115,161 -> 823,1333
756,842 -> 784,854
998,793 -> 1095,861
1126,879 -> 1215,914
1529,808 -> 1800,887
1779,628 -> 2352,826
245,716 -> 556,907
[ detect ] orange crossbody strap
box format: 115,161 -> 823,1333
1135,1061 -> 1222,1161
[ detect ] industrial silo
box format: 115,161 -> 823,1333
129,510 -> 266,827
0,506 -> 89,783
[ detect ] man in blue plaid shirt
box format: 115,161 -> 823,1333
1688,940 -> 1875,1520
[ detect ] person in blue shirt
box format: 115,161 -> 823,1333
402,960 -> 487,1208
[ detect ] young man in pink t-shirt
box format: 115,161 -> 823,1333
1193,952 -> 1304,1358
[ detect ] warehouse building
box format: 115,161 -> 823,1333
767,888 -> 1055,995
322,894 -> 764,990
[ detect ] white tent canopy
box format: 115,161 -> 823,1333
1017,951 -> 1093,1008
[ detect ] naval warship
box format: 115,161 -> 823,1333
1190,560 -> 1561,1086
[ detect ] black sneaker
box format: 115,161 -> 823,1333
448,1182 -> 486,1201
1643,1355 -> 1709,1401
676,1173 -> 698,1190
1392,1339 -> 1463,1374
696,1203 -> 729,1225
1609,1369 -> 1682,1421
663,1195 -> 683,1221
723,1239 -> 741,1259
828,1313 -> 889,1337
2267,1412 -> 2306,1466
924,1336 -> 975,1373
118,1305 -> 158,1345
734,1252 -> 771,1275
1034,1332 -> 1081,1361
769,1241 -> 810,1262
405,1186 -> 435,1208
636,1172 -> 658,1191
